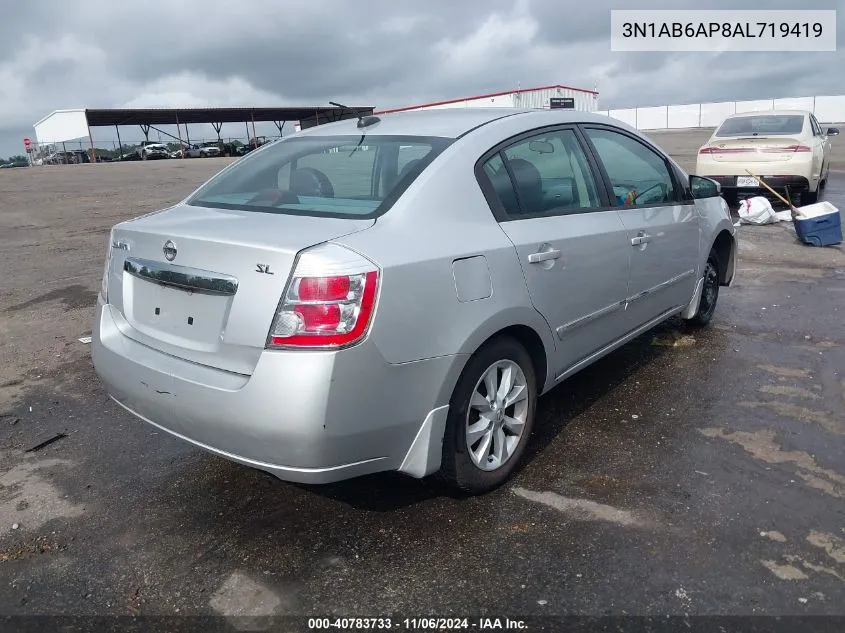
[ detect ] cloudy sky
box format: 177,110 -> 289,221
1,0 -> 843,157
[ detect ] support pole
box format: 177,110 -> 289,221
140,124 -> 151,141
115,125 -> 123,160
145,124 -> 185,143
175,113 -> 184,158
211,121 -> 224,154
61,141 -> 68,165
250,112 -> 258,147
245,121 -> 250,145
87,125 -> 97,163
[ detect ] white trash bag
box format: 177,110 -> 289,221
738,196 -> 778,225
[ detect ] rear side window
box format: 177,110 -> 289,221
481,154 -> 521,216
187,135 -> 453,219
716,115 -> 805,137
480,129 -> 601,219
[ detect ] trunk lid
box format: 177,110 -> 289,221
106,204 -> 375,375
704,137 -> 807,163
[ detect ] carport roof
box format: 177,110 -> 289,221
82,106 -> 374,127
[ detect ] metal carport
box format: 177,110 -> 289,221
33,105 -> 374,161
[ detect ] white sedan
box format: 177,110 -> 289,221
695,110 -> 839,205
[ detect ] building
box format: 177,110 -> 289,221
374,84 -> 599,115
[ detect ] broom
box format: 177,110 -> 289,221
744,169 -> 799,219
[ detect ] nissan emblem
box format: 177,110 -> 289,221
163,240 -> 177,262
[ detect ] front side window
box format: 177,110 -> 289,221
584,128 -> 676,207
187,135 -> 452,219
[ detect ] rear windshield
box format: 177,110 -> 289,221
187,134 -> 453,219
716,115 -> 805,137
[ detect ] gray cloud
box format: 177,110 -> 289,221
1,0 -> 843,157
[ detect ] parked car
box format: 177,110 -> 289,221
141,143 -> 170,160
695,110 -> 839,205
92,108 -> 737,494
221,141 -> 245,156
179,144 -> 203,158
199,142 -> 222,158
42,150 -> 90,164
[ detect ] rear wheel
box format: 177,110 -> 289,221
685,250 -> 720,328
437,337 -> 537,494
801,187 -> 819,205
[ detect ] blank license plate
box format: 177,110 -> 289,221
126,276 -> 229,346
737,176 -> 759,187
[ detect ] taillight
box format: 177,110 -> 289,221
703,147 -> 753,154
760,145 -> 812,153
266,244 -> 380,350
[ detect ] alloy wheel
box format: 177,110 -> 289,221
465,360 -> 530,471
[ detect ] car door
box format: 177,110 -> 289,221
581,125 -> 700,330
476,126 -> 632,377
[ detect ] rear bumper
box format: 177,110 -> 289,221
92,298 -> 460,484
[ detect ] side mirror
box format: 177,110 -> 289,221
690,175 -> 721,199
826,127 -> 840,137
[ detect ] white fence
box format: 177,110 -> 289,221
596,95 -> 845,130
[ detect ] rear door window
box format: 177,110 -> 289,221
188,135 -> 452,219
479,128 -> 602,219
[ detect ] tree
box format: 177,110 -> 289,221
8,154 -> 28,163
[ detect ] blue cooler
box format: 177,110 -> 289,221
792,203 -> 842,247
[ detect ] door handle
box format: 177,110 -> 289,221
527,248 -> 561,263
631,231 -> 652,246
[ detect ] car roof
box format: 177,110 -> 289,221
293,107 -> 620,139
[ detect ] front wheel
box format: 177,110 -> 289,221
684,250 -> 720,328
437,337 -> 537,494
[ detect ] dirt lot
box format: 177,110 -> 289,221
0,130 -> 844,622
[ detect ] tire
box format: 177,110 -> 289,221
685,249 -> 720,328
437,336 -> 537,494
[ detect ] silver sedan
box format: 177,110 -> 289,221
92,108 -> 737,494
